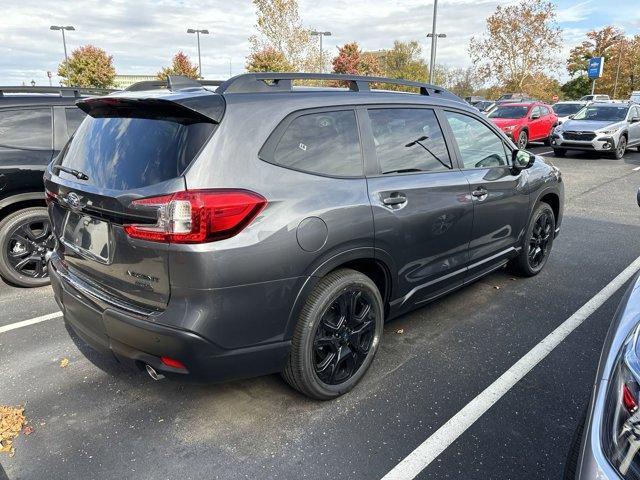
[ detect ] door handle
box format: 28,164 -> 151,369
382,193 -> 407,206
472,187 -> 488,199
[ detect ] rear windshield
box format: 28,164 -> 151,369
488,106 -> 529,119
59,116 -> 214,190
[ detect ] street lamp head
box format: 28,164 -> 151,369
187,28 -> 196,33
323,31 -> 332,36
200,29 -> 210,34
65,26 -> 75,31
50,25 -> 61,30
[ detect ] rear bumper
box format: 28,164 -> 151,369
49,255 -> 291,382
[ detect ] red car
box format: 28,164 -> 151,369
488,102 -> 558,149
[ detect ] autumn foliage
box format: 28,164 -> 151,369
158,52 -> 199,80
57,45 -> 116,88
246,47 -> 294,72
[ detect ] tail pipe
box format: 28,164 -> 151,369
145,364 -> 165,381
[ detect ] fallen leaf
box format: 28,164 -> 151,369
22,425 -> 34,436
396,329 -> 404,334
0,405 -> 26,457
59,358 -> 69,368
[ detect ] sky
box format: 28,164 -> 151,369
1,0 -> 639,86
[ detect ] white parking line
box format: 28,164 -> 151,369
0,311 -> 62,334
381,254 -> 640,480
538,150 -> 554,155
633,166 -> 640,171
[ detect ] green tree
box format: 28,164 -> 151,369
560,76 -> 591,99
57,45 -> 116,88
158,51 -> 199,80
469,0 -> 561,92
379,40 -> 428,90
246,47 -> 294,72
249,0 -> 318,71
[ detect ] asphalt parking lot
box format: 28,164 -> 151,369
1,144 -> 640,480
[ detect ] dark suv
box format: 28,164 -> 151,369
0,86 -> 108,287
44,73 -> 564,400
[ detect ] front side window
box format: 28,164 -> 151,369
488,106 -> 529,119
271,110 -> 362,177
445,111 -> 509,169
368,108 -> 451,174
0,108 -> 52,149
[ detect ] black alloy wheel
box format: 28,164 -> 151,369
283,268 -> 384,400
0,208 -> 54,287
528,208 -> 553,270
312,289 -> 376,385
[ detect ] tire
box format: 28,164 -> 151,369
553,148 -> 566,157
0,207 -> 53,288
613,135 -> 627,159
282,268 -> 384,400
508,202 -> 556,277
516,130 -> 528,149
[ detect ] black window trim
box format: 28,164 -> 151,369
440,107 -> 517,172
357,104 -> 457,178
0,106 -> 54,151
258,105 -> 366,179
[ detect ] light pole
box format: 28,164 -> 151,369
427,32 -> 447,83
186,28 -> 210,78
613,34 -> 625,99
50,25 -> 75,65
310,30 -> 332,73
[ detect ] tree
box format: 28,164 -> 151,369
246,47 -> 294,72
157,51 -> 199,80
567,28 -> 640,98
248,0 -> 318,71
469,0 -> 562,92
57,45 -> 115,88
332,42 -> 383,77
522,72 -> 562,102
433,65 -> 480,98
561,76 -> 591,99
379,40 -> 429,90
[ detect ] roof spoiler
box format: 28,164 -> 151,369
76,95 -> 225,124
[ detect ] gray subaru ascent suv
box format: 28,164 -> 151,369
44,73 -> 564,400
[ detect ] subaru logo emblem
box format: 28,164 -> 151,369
64,192 -> 84,211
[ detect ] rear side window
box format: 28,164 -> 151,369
65,107 -> 86,135
0,108 -> 52,149
59,116 -> 215,190
271,110 -> 363,177
368,108 -> 451,174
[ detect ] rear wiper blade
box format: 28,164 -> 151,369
53,165 -> 89,181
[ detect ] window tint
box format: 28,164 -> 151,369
59,116 -> 215,190
445,111 -> 509,169
0,108 -> 52,149
531,106 -> 541,117
65,108 -> 86,135
272,110 -> 362,177
368,108 -> 451,174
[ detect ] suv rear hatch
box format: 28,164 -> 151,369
45,92 -> 224,310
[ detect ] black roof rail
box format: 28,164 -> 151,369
0,86 -> 116,97
215,72 -> 458,99
125,76 -> 224,92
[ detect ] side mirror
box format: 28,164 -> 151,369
530,113 -> 540,120
512,149 -> 536,171
631,117 -> 640,124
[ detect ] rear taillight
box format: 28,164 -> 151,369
124,189 -> 266,244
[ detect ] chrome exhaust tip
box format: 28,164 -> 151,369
145,364 -> 165,381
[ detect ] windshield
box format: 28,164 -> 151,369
572,105 -> 628,122
488,106 -> 529,119
553,103 -> 584,116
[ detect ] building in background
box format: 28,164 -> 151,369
113,74 -> 157,89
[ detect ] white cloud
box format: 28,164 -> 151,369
556,0 -> 594,23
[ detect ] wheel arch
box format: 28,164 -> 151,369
0,192 -> 47,221
283,248 -> 397,339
